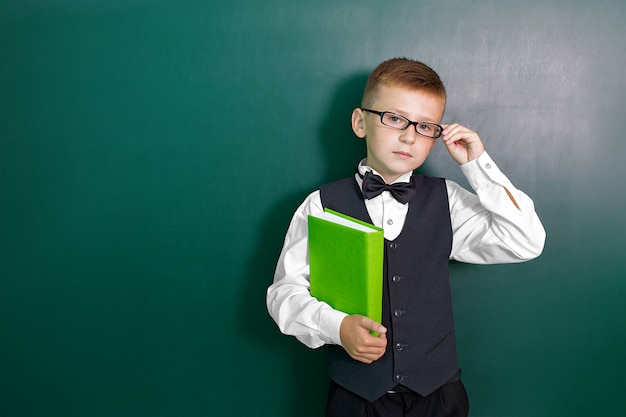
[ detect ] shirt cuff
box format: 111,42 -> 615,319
459,151 -> 513,190
319,307 -> 349,346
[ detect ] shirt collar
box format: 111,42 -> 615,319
355,159 -> 414,188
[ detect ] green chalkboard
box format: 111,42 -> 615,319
1,1 -> 625,416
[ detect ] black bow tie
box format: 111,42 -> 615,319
360,171 -> 416,204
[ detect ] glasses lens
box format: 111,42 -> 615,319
381,112 -> 409,129
416,123 -> 442,138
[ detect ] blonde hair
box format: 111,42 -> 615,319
362,58 -> 446,108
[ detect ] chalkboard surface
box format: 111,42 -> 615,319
2,1 -> 625,416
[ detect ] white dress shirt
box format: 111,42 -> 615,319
266,152 -> 545,349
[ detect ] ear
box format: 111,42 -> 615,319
351,108 -> 367,139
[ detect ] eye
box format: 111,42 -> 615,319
418,123 -> 433,132
382,113 -> 408,128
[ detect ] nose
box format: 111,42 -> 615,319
399,126 -> 419,144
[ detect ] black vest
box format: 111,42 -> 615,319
319,174 -> 457,402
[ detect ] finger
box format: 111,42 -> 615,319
442,128 -> 462,144
442,123 -> 468,140
441,123 -> 461,135
353,344 -> 386,356
366,337 -> 386,348
355,329 -> 387,350
352,346 -> 387,363
443,128 -> 477,146
359,316 -> 387,334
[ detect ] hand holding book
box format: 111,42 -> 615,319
339,315 -> 387,364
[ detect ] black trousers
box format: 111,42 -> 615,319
325,379 -> 469,417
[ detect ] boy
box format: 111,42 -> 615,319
266,58 -> 545,417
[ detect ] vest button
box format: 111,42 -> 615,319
389,243 -> 399,249
392,275 -> 402,283
395,374 -> 406,382
393,309 -> 405,317
395,342 -> 407,351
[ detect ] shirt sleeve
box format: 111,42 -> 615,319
266,191 -> 348,349
448,152 -> 546,264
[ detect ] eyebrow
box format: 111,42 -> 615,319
386,109 -> 439,124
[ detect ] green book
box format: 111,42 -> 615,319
308,208 -> 384,324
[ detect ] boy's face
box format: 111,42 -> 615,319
352,84 -> 445,183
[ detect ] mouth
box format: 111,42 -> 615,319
393,151 -> 412,159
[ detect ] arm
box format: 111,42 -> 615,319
442,124 -> 546,263
266,191 -> 387,362
266,192 -> 345,348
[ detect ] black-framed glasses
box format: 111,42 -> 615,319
361,108 -> 443,139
